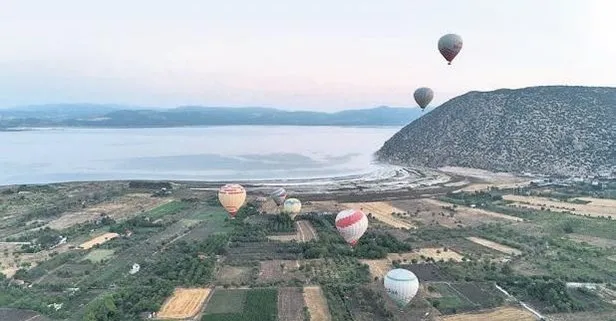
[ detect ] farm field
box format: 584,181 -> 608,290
566,234 -> 616,248
46,193 -> 172,229
157,287 -> 211,319
258,260 -> 301,283
81,249 -> 115,263
466,237 -> 522,256
78,232 -> 119,249
277,287 -> 305,321
425,282 -> 506,315
437,306 -> 536,321
340,201 -> 415,229
267,220 -> 317,242
216,265 -> 254,286
502,194 -> 616,218
390,198 -> 521,229
423,199 -> 523,223
362,249 -> 464,279
202,288 -> 278,321
303,286 -> 331,321
226,242 -> 301,264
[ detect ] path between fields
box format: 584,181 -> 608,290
296,220 -> 317,242
494,284 -> 546,320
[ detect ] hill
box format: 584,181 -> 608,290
0,105 -> 425,128
376,86 -> 616,177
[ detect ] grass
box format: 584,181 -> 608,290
203,289 -> 247,314
146,201 -> 189,219
81,249 -> 115,263
427,283 -> 477,315
202,288 -> 278,321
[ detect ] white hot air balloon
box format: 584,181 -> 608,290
384,268 -> 419,308
270,187 -> 287,206
282,198 -> 302,218
335,209 -> 368,246
218,184 -> 246,218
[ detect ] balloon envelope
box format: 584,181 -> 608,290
384,268 -> 419,307
282,198 -> 302,218
438,34 -> 463,65
270,187 -> 287,206
218,184 -> 246,217
413,87 -> 434,109
335,209 -> 368,246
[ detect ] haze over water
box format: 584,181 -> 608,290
0,126 -> 400,185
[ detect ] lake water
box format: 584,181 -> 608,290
0,126 -> 401,185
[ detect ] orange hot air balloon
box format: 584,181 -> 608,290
218,184 -> 246,218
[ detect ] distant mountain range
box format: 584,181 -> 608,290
376,86 -> 616,177
0,104 -> 426,128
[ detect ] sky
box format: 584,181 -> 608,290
0,0 -> 615,111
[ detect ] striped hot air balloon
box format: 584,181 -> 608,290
335,209 -> 368,246
438,33 -> 463,65
218,184 -> 246,218
282,198 -> 302,218
384,268 -> 419,308
270,187 -> 287,206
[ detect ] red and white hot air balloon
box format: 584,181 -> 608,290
335,209 -> 368,246
218,184 -> 246,218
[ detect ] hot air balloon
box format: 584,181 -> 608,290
335,209 -> 368,246
438,33 -> 463,65
413,87 -> 434,111
218,184 -> 246,218
282,198 -> 302,218
270,187 -> 287,206
384,268 -> 419,308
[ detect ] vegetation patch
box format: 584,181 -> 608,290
202,288 -> 278,321
145,200 -> 189,220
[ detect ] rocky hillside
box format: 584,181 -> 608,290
376,86 -> 616,177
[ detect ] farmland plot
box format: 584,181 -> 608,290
278,287 -> 305,321
303,286 -> 331,321
203,288 -> 246,315
393,198 -> 521,228
388,248 -> 464,263
81,249 -> 115,263
157,287 -> 211,319
267,221 -> 318,243
216,265 -> 254,286
46,193 -> 173,229
567,234 -> 616,248
423,199 -> 522,223
466,237 -> 522,256
258,260 -> 301,283
401,263 -> 451,282
78,232 -> 119,249
202,288 -> 278,321
503,195 -> 616,218
438,306 -> 536,321
340,202 -> 415,229
226,242 -> 302,264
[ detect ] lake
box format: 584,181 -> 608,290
0,126 -> 401,185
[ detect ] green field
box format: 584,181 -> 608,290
202,289 -> 247,314
145,201 -> 189,219
426,283 -> 477,314
81,249 -> 115,263
202,288 -> 278,321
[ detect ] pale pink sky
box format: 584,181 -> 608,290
0,0 -> 614,110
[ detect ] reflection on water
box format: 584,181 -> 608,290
0,126 -> 400,185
